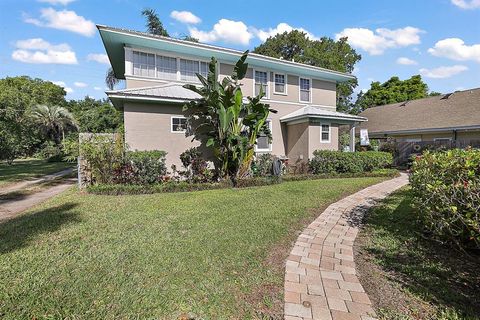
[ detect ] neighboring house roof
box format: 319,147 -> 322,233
280,106 -> 367,124
358,88 -> 480,135
97,25 -> 355,83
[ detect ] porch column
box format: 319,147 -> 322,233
349,123 -> 356,152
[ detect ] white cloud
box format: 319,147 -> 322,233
396,57 -> 418,65
428,38 -> 480,63
253,22 -> 318,42
419,65 -> 468,78
24,8 -> 95,37
335,26 -> 423,55
38,0 -> 75,5
170,10 -> 201,24
12,38 -> 77,64
451,0 -> 480,9
87,53 -> 109,64
52,81 -> 74,93
189,19 -> 253,45
93,86 -> 102,91
74,81 -> 87,87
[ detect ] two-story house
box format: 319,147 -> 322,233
98,25 -> 366,168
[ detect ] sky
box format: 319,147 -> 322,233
1,0 -> 479,101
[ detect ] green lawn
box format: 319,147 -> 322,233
359,189 -> 480,320
0,159 -> 73,187
0,176 -> 386,319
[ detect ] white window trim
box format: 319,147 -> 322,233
320,122 -> 331,143
170,115 -> 187,133
255,119 -> 273,152
299,77 -> 312,103
253,68 -> 270,100
433,137 -> 452,142
273,72 -> 287,95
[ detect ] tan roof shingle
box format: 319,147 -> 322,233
358,88 -> 480,134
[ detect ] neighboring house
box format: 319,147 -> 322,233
358,88 -> 480,144
98,25 -> 365,167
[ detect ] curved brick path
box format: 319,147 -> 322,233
284,173 -> 409,320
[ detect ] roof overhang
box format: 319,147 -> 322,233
97,25 -> 356,83
367,124 -> 480,136
280,106 -> 367,125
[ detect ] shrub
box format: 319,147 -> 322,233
87,169 -> 399,195
309,150 -> 392,174
251,154 -> 274,176
410,148 -> 480,250
114,150 -> 167,185
179,147 -> 211,182
79,134 -> 124,184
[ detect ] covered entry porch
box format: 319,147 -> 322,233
280,106 -> 367,163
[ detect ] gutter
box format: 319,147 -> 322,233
368,124 -> 480,136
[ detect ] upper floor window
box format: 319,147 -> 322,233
321,124 -> 330,143
180,59 -> 208,82
254,70 -> 269,98
133,51 -> 155,77
131,50 -> 208,83
299,77 -> 311,102
274,73 -> 286,94
157,55 -> 177,80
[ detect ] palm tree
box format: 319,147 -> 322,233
141,8 -> 169,36
105,67 -> 120,90
104,8 -> 170,88
31,105 -> 78,145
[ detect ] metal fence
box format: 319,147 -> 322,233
393,140 -> 480,166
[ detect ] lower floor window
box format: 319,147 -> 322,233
256,120 -> 272,151
171,117 -> 187,132
321,124 -> 330,142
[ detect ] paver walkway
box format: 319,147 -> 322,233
284,173 -> 409,320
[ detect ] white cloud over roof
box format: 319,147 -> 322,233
451,0 -> 480,9
170,10 -> 201,24
419,65 -> 468,78
428,38 -> 480,63
189,19 -> 253,46
12,38 -> 77,64
24,8 -> 95,37
335,26 -> 424,55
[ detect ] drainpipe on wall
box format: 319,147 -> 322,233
349,123 -> 356,152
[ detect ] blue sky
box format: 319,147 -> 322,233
1,0 -> 479,101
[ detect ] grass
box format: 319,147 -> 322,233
0,176 -> 386,319
0,159 -> 73,187
358,188 -> 480,320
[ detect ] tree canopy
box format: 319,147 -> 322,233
353,75 -> 441,113
254,30 -> 362,112
66,97 -> 123,133
0,76 -> 122,162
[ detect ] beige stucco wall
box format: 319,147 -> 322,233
286,122 -> 309,162
218,63 -> 337,109
122,59 -> 343,169
123,102 -> 198,168
308,122 -> 339,157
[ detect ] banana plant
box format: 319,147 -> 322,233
183,51 -> 276,185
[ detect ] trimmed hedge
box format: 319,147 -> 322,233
86,169 -> 399,195
410,149 -> 480,250
309,150 -> 393,174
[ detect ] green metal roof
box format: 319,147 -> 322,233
97,25 -> 356,83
